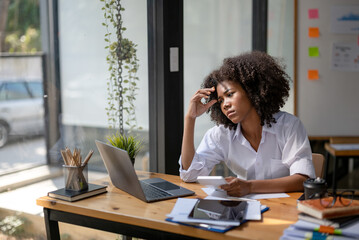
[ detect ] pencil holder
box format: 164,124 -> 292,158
63,165 -> 88,191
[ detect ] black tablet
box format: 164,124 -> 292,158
189,199 -> 248,222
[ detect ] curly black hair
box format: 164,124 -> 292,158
202,51 -> 291,129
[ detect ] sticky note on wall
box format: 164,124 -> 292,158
308,9 -> 319,19
308,47 -> 319,57
308,70 -> 319,80
309,27 -> 320,38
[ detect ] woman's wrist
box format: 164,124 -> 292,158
185,113 -> 197,122
247,180 -> 254,194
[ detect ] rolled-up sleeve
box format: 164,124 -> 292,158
179,126 -> 226,182
179,153 -> 211,182
282,117 -> 316,179
290,158 -> 315,178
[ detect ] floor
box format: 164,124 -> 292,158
0,135 -> 109,216
0,170 -> 108,216
0,169 -> 116,240
0,136 -> 46,176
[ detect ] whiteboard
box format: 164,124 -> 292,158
297,0 -> 359,136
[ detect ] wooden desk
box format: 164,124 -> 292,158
37,171 -> 301,240
324,143 -> 359,191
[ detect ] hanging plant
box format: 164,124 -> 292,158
100,0 -> 140,134
100,0 -> 142,162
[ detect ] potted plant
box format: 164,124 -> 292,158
106,132 -> 142,165
100,0 -> 142,163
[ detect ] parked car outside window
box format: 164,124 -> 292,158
0,80 -> 44,148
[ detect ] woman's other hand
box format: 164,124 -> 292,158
220,176 -> 252,197
186,87 -> 217,119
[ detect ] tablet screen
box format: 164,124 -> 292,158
188,199 -> 247,222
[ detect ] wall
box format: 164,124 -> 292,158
297,0 -> 359,136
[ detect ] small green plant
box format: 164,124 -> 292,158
0,215 -> 27,236
106,132 -> 142,164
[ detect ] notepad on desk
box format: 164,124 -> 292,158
48,183 -> 107,202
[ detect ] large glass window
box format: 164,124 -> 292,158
0,0 -> 45,174
27,82 -> 43,98
184,0 -> 252,148
183,0 -> 252,176
3,82 -> 31,100
57,0 -> 149,171
268,0 -> 295,113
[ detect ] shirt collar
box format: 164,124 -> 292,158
233,122 -> 276,142
262,122 -> 276,135
233,123 -> 241,141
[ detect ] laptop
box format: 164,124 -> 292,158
95,140 -> 195,202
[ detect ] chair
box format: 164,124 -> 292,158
312,153 -> 325,178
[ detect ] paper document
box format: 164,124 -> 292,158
166,198 -> 262,226
204,196 -> 266,220
293,220 -> 359,239
166,198 -> 197,218
244,201 -> 261,220
167,198 -> 240,226
202,187 -> 289,200
243,193 -> 289,200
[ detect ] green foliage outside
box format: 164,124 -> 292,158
0,215 -> 27,236
2,0 -> 41,53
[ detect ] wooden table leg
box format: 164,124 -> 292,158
324,151 -> 330,181
332,156 -> 338,193
43,208 -> 60,240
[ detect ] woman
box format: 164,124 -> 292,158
179,51 -> 315,197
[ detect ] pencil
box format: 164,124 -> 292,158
82,150 -> 94,167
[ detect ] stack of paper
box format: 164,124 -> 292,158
280,219 -> 359,240
201,187 -> 290,200
281,196 -> 359,239
166,198 -> 268,233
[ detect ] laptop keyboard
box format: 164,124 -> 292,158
140,181 -> 172,199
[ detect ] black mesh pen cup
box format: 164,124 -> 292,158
63,165 -> 88,191
303,177 -> 327,200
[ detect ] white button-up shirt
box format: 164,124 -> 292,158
179,111 -> 315,182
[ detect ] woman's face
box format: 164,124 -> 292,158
216,81 -> 254,124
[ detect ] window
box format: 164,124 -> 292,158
57,0 -> 149,171
183,0 -> 252,176
184,0 -> 252,147
268,0 -> 295,113
3,82 -> 31,101
27,82 -> 43,98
